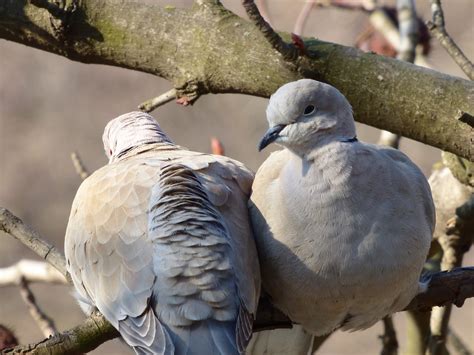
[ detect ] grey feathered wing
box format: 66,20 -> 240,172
65,159 -> 174,354
65,147 -> 259,355
190,155 -> 260,350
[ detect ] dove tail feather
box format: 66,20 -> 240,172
118,304 -> 241,355
119,308 -> 175,355
164,320 -> 240,355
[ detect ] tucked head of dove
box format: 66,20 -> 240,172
259,79 -> 356,154
103,111 -> 173,163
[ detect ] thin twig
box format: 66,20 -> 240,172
0,208 -> 69,281
397,0 -> 418,63
446,195 -> 474,236
255,0 -> 271,25
70,152 -> 89,180
242,0 -> 299,61
377,0 -> 418,149
0,259 -> 67,286
315,0 -> 375,12
18,277 -> 57,337
368,9 -> 402,52
210,137 -> 225,156
138,88 -> 177,113
380,316 -> 398,355
364,8 -> 432,68
361,9 -> 403,149
426,0 -> 474,80
447,329 -> 471,355
294,0 -> 316,36
2,311 -> 118,355
377,130 -> 401,148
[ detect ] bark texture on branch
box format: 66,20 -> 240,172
0,208 -> 69,280
0,0 -> 473,160
427,0 -> 474,81
4,267 -> 474,355
1,312 -> 119,355
405,267 -> 474,312
18,278 -> 58,337
2,207 -> 474,354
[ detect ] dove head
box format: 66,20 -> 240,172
103,111 -> 173,163
259,79 -> 356,155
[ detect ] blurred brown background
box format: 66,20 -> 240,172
1,0 -> 472,353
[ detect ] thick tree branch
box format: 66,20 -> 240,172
406,267 -> 474,312
4,267 -> 474,354
0,1 -> 473,160
2,208 -> 474,353
1,311 -> 118,355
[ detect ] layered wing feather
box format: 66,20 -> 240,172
65,145 -> 260,354
65,160 -> 173,353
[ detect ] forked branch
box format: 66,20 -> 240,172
427,0 -> 474,80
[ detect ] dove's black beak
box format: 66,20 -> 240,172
258,124 -> 286,151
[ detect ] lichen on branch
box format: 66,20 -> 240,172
0,0 -> 473,159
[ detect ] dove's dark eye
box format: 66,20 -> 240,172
303,105 -> 316,116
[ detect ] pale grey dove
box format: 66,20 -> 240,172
65,111 -> 261,354
249,79 -> 435,335
247,325 -> 314,355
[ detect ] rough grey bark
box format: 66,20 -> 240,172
3,266 -> 473,355
427,0 -> 474,80
2,206 -> 474,354
0,208 -> 69,281
0,0 -> 473,160
1,311 -> 119,355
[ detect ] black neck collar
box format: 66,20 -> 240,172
340,136 -> 358,143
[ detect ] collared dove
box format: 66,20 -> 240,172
65,111 -> 260,354
249,79 -> 435,335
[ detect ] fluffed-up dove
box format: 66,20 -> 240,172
65,111 -> 260,355
249,79 -> 435,335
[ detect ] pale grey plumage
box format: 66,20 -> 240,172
247,326 -> 314,355
65,111 -> 260,354
249,79 -> 435,335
